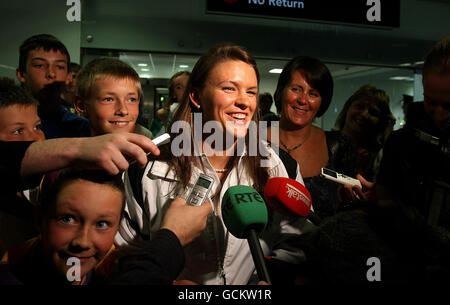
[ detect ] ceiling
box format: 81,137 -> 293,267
118,50 -> 417,81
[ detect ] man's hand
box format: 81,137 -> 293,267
21,133 -> 160,176
161,198 -> 213,247
338,174 -> 375,205
72,133 -> 160,174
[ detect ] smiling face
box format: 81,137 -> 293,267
16,48 -> 69,95
76,77 -> 140,136
41,178 -> 123,284
0,104 -> 45,141
342,99 -> 382,138
280,70 -> 322,128
192,60 -> 258,139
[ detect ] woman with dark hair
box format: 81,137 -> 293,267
335,84 -> 395,181
119,43 -> 306,285
268,56 -> 357,219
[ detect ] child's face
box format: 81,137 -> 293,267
41,179 -> 123,284
17,48 -> 69,95
79,77 -> 140,136
0,104 -> 45,141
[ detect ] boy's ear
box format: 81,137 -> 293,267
16,68 -> 26,84
189,90 -> 201,109
73,96 -> 87,115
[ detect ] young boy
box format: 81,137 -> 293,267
0,77 -> 45,142
2,167 -> 212,285
0,77 -> 45,257
2,168 -> 125,285
74,57 -> 152,138
15,34 -> 90,139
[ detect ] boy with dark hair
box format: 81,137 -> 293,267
2,167 -> 211,285
15,34 -> 90,139
16,34 -> 71,95
0,77 -> 45,142
2,168 -> 126,284
0,77 -> 44,258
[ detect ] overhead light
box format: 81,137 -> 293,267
389,76 -> 414,81
414,61 -> 424,65
269,68 -> 283,74
399,63 -> 412,67
179,64 -> 189,68
141,68 -> 150,71
140,74 -> 151,79
138,63 -> 148,67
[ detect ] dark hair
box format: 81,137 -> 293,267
274,56 -> 333,118
40,168 -> 125,215
335,84 -> 393,154
164,43 -> 269,195
259,92 -> 273,108
168,71 -> 190,102
402,94 -> 413,106
18,34 -> 70,74
335,84 -> 391,132
70,62 -> 81,74
423,36 -> 450,76
0,77 -> 38,108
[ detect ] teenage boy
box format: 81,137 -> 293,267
16,34 -> 90,139
2,168 -> 211,285
0,77 -> 45,142
74,57 -> 152,138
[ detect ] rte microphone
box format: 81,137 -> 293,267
221,185 -> 272,284
264,177 -> 321,225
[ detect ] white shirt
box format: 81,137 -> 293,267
116,145 -> 311,285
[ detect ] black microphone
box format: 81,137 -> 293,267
221,185 -> 272,284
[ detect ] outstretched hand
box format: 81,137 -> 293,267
21,133 -> 160,176
161,197 -> 213,247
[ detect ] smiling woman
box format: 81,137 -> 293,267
119,43 -> 309,285
335,84 -> 394,181
268,56 -> 358,219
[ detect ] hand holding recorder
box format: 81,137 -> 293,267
320,168 -> 362,188
161,197 -> 212,247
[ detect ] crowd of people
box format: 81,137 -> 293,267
0,33 -> 448,285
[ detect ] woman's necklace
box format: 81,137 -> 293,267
280,130 -> 312,154
214,168 -> 227,173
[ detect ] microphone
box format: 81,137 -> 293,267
221,185 -> 272,284
264,177 -> 321,225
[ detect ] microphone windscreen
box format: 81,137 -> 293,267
222,185 -> 268,239
264,177 -> 312,217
